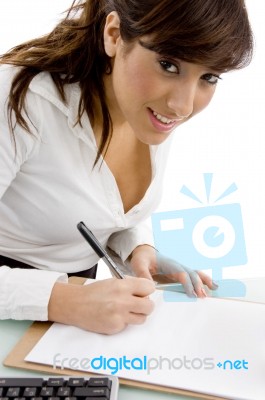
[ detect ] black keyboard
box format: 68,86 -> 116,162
0,376 -> 119,400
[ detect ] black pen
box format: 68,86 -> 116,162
77,221 -> 125,279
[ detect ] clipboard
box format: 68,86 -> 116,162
3,276 -> 228,400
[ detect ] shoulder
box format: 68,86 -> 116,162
0,64 -> 20,82
0,65 -> 80,114
29,71 -> 66,109
0,64 -> 20,106
29,71 -> 81,117
0,65 -> 41,138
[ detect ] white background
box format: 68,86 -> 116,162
0,1 -> 264,280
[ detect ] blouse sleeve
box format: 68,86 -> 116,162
0,266 -> 67,320
0,66 -> 40,199
0,66 -> 67,321
107,219 -> 154,262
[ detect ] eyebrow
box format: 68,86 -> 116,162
139,39 -> 227,74
138,39 -> 159,52
139,39 -> 178,60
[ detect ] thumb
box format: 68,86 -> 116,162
131,263 -> 153,280
135,268 -> 153,280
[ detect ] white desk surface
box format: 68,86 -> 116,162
1,278 -> 265,400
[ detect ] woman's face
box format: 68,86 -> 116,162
103,12 -> 221,145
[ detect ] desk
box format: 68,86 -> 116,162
1,278 -> 265,400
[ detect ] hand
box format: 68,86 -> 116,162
48,277 -> 155,334
130,245 -> 218,298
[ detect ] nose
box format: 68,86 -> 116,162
166,79 -> 197,118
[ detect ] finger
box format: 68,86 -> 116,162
188,271 -> 207,298
196,270 -> 219,290
134,267 -> 153,280
129,296 -> 155,316
168,270 -> 207,298
175,271 -> 197,298
125,276 -> 156,297
127,312 -> 148,325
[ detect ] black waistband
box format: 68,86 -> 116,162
0,255 -> 97,279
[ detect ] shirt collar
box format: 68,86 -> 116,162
29,72 -> 95,145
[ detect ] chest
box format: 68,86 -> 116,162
104,135 -> 152,213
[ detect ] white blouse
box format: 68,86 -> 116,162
0,66 -> 172,321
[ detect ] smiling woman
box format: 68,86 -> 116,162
102,28 -> 220,145
0,0 -> 253,334
1,0 -> 253,161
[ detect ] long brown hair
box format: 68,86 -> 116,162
0,0 -> 253,164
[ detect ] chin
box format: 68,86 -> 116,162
140,132 -> 171,146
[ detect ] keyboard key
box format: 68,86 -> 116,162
47,379 -> 65,387
73,387 -> 110,397
88,379 -> 111,389
0,379 -> 43,388
23,388 -> 38,397
84,398 -> 108,400
6,388 -> 20,397
40,387 -> 54,397
56,387 -> 71,397
67,379 -> 85,387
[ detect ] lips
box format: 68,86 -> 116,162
152,110 -> 177,124
148,108 -> 181,133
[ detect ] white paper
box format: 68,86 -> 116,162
26,291 -> 265,400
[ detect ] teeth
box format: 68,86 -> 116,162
152,111 -> 174,124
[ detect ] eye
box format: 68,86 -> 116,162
202,73 -> 222,85
159,60 -> 179,74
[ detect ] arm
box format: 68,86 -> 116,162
0,67 -> 155,332
107,220 -> 154,262
130,245 -> 218,297
0,266 -> 67,320
0,68 -> 66,322
0,265 -> 155,333
0,67 -> 40,200
48,277 -> 155,334
108,220 -> 217,298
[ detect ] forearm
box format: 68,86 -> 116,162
48,282 -> 88,328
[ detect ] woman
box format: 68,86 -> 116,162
0,0 -> 253,334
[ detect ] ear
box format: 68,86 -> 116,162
103,11 -> 121,57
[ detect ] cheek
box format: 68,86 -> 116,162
195,88 -> 216,113
121,61 -> 157,102
197,86 -> 216,112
